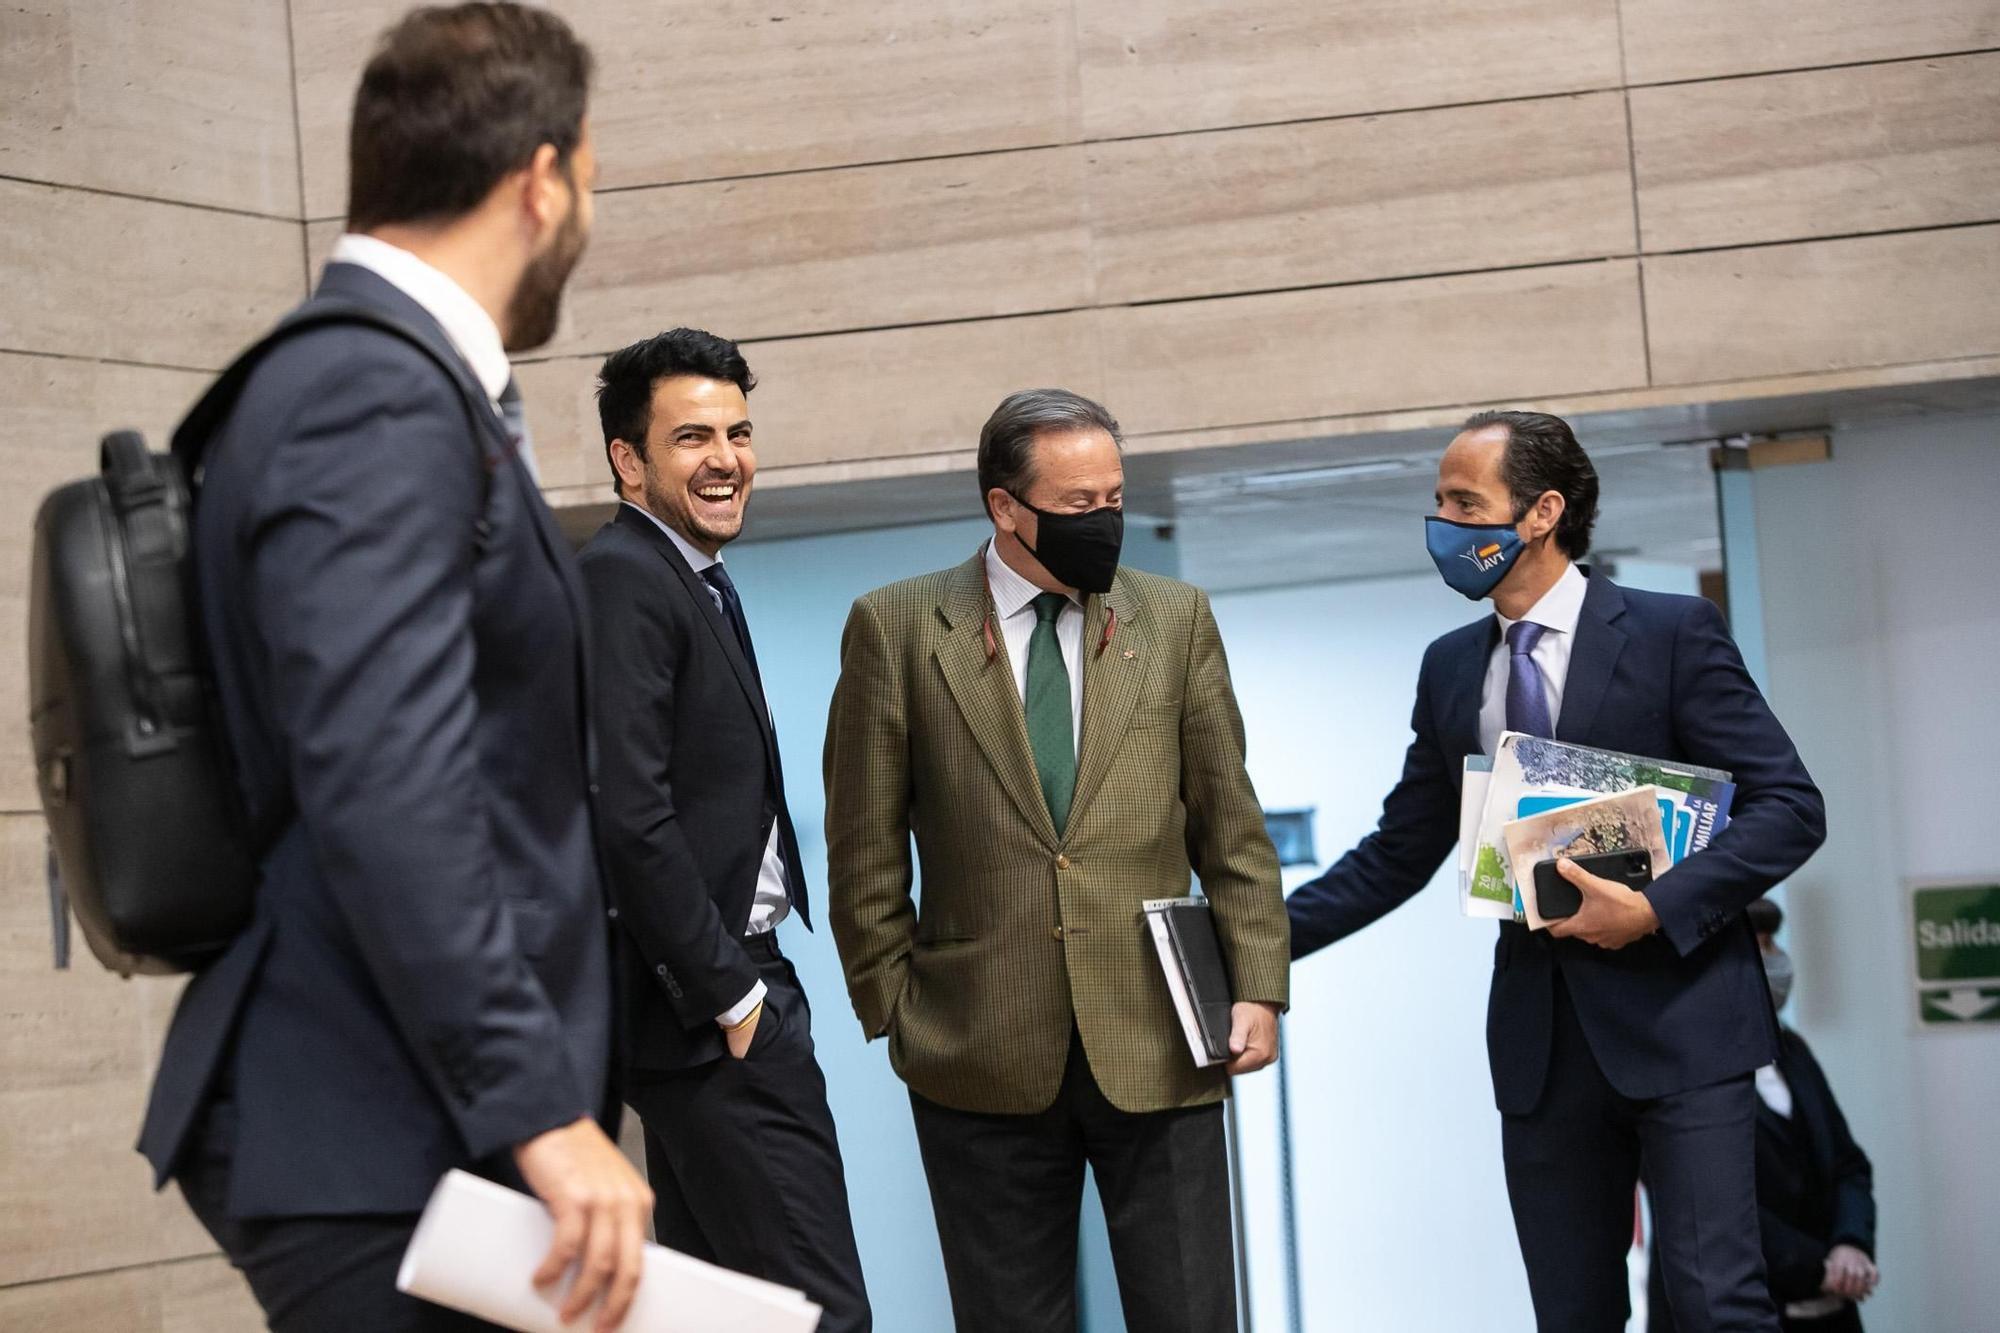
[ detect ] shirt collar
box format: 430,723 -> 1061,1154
623,501 -> 721,574
1495,561 -> 1588,638
984,539 -> 1075,620
328,233 -> 512,407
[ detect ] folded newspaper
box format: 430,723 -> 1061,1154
398,1169 -> 823,1332
1459,732 -> 1735,921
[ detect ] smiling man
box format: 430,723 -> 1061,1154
577,329 -> 870,1331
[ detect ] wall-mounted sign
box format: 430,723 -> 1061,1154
1911,881 -> 2000,1025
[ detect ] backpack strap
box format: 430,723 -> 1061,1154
171,300 -> 501,481
167,300 -> 506,860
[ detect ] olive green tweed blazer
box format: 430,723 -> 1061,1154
823,550 -> 1290,1116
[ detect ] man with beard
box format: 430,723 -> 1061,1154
137,7 -> 650,1330
577,330 -> 871,1331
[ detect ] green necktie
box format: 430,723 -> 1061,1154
1025,592 -> 1076,835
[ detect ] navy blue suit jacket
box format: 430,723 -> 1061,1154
1287,571 -> 1825,1115
137,263 -> 615,1217
578,506 -> 810,1072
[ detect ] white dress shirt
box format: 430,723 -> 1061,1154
325,233 -> 539,478
622,502 -> 788,1026
1754,1062 -> 1793,1119
985,540 -> 1084,756
1477,562 -> 1589,756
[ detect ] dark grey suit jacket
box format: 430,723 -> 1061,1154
137,262 -> 614,1218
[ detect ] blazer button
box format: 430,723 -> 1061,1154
1056,854 -> 1071,870
1052,926 -> 1065,941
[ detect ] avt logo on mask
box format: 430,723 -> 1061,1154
1460,542 -> 1507,572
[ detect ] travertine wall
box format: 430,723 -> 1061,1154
4,0 -> 1997,1324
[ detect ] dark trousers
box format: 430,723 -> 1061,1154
908,1032 -> 1236,1333
1503,973 -> 1779,1333
179,1102 -> 494,1332
624,934 -> 870,1333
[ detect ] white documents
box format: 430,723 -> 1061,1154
397,1169 -> 822,1333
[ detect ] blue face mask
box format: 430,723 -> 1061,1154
1426,516 -> 1525,600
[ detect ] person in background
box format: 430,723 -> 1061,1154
138,7 -> 650,1329
579,329 -> 871,1331
1285,410 -> 1826,1332
823,388 -> 1290,1333
1650,897 -> 1879,1333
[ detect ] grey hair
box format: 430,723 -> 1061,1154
976,388 -> 1124,518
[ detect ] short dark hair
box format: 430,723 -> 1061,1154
1462,409 -> 1600,559
347,3 -> 593,232
976,389 -> 1123,519
595,328 -> 757,494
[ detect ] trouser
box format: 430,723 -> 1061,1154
1504,972 -> 1779,1333
908,1030 -> 1236,1333
624,932 -> 871,1333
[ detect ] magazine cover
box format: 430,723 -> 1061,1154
1466,732 -> 1737,918
1502,786 -> 1671,930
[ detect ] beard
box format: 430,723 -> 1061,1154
643,468 -> 745,550
503,197 -> 587,353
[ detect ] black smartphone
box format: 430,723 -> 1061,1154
1532,848 -> 1654,921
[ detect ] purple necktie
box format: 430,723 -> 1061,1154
1505,620 -> 1554,739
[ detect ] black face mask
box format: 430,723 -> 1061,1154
1012,496 -> 1124,595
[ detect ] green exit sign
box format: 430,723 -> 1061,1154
1912,882 -> 2000,1025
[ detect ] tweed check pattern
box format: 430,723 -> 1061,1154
823,550 -> 1291,1116
1026,592 -> 1077,833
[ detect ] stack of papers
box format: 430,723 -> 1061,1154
1457,732 -> 1735,929
398,1170 -> 823,1332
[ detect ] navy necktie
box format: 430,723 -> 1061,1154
1505,620 -> 1554,739
701,564 -> 760,681
701,563 -> 807,916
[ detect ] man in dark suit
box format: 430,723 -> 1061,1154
578,329 -> 870,1331
1287,410 -> 1827,1332
1651,897 -> 1879,1333
138,8 -> 651,1331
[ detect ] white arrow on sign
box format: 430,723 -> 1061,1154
1927,988 -> 2000,1022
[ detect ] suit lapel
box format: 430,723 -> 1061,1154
1443,619 -> 1497,760
1070,575 -> 1148,828
933,553 -> 1060,848
617,508 -> 779,773
1555,572 -> 1628,745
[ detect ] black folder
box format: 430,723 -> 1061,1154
1143,897 -> 1235,1067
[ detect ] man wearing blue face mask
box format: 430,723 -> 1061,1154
1287,410 -> 1827,1332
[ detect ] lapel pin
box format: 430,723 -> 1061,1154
1122,649 -> 1136,660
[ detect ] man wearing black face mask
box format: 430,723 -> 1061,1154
824,388 -> 1290,1333
1650,898 -> 1880,1333
1286,411 -> 1827,1332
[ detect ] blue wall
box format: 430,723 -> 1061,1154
722,513 -> 1179,1332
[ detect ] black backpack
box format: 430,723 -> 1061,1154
28,303 -> 491,976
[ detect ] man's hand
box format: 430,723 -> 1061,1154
722,1000 -> 764,1060
513,1117 -> 655,1332
1225,1001 -> 1281,1075
1822,1244 -> 1879,1302
1545,858 -> 1660,950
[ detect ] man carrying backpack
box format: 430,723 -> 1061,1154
133,7 -> 650,1329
